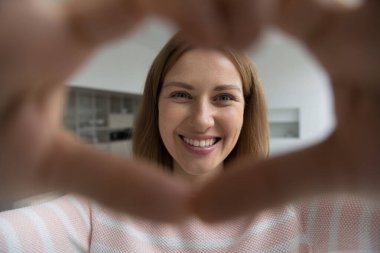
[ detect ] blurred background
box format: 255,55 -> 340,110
9,18 -> 336,210
64,18 -> 335,158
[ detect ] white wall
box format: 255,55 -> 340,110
251,30 -> 335,155
69,22 -> 335,156
69,19 -> 175,94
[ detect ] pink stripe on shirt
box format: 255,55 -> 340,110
0,194 -> 379,252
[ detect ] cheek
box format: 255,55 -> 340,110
220,107 -> 244,137
158,101 -> 183,139
222,108 -> 244,146
159,105 -> 179,127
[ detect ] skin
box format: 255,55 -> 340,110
0,0 -> 379,223
0,0 -> 217,222
158,49 -> 245,186
193,0 -> 380,222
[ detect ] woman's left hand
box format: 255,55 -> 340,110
192,0 -> 380,222
194,83 -> 380,222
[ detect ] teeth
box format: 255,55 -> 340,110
183,137 -> 217,147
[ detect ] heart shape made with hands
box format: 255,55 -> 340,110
0,0 -> 379,223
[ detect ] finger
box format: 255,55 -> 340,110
0,101 -> 49,202
65,0 -> 145,46
332,84 -> 380,188
0,85 -> 66,202
274,0 -> 371,47
273,0 -> 372,50
139,0 -> 226,47
273,0 -> 380,87
0,0 -> 57,105
0,0 -> 92,103
273,0 -> 339,44
176,0 -> 227,47
316,0 -> 365,10
214,0 -> 265,49
40,131 -> 192,223
193,135 -> 365,223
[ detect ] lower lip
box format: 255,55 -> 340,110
180,137 -> 218,155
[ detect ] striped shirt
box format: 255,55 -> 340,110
0,195 -> 379,252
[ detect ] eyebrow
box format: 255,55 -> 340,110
214,84 -> 242,93
163,82 -> 242,93
163,82 -> 194,90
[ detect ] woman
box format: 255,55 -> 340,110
0,34 -> 378,253
133,33 -> 269,185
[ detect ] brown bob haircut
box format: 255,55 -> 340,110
133,33 -> 269,171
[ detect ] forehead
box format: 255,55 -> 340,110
163,49 -> 242,89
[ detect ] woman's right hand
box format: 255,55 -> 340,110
0,0 -> 208,222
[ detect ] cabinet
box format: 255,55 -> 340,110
63,87 -> 141,157
268,108 -> 303,156
9,87 -> 141,209
268,108 -> 300,138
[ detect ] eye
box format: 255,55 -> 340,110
214,94 -> 234,102
169,91 -> 192,100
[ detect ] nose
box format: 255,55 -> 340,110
188,99 -> 215,132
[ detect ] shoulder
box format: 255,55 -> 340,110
1,194 -> 91,228
294,194 -> 380,252
0,195 -> 92,252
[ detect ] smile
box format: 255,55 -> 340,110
180,135 -> 221,148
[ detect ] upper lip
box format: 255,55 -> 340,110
178,134 -> 220,140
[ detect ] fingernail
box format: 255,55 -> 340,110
318,0 -> 364,10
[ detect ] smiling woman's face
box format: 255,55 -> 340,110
158,48 -> 245,184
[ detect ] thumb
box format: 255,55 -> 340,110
39,131 -> 193,222
193,136 -> 356,223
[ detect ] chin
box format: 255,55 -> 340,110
184,166 -> 218,176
